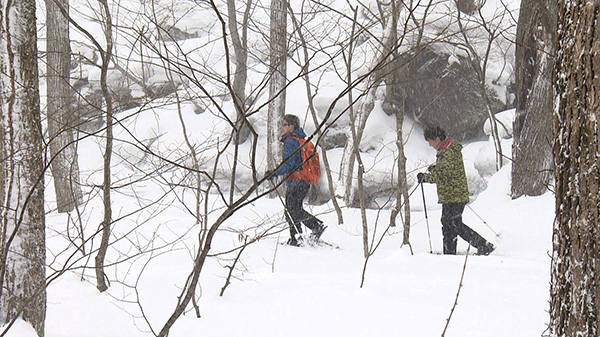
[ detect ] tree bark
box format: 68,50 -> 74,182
511,0 -> 556,198
267,0 -> 287,172
550,1 -> 600,336
389,85 -> 411,244
385,0 -> 411,245
227,0 -> 252,144
0,0 -> 46,333
94,0 -> 114,293
47,0 -> 83,213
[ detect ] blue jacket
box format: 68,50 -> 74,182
276,128 -> 309,187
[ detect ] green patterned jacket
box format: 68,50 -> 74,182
423,139 -> 470,204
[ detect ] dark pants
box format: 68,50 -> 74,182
441,203 -> 489,254
285,184 -> 321,239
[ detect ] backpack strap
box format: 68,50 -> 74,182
286,133 -> 305,182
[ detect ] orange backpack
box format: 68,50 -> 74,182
289,135 -> 321,185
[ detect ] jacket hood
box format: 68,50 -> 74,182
438,139 -> 462,153
282,127 -> 307,141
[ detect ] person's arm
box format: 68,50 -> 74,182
424,153 -> 447,183
276,137 -> 301,176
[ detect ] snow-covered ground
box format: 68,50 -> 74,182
7,104 -> 554,337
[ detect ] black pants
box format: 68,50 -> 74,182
441,203 -> 489,254
285,184 -> 321,239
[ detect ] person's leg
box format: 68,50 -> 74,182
452,203 -> 494,254
441,204 -> 458,254
285,185 -> 305,243
294,185 -> 326,238
287,184 -> 326,241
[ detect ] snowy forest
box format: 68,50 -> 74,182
0,0 -> 598,336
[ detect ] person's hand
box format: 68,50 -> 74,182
417,172 -> 425,183
427,165 -> 436,172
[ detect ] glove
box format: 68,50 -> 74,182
417,172 -> 425,183
427,165 -> 436,172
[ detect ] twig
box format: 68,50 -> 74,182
219,236 -> 248,297
271,235 -> 280,273
192,293 -> 201,318
441,245 -> 471,337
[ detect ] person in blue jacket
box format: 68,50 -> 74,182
271,114 -> 326,246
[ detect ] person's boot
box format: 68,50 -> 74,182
310,222 -> 327,240
476,242 -> 495,256
286,234 -> 304,247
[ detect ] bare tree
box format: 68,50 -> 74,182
227,0 -> 253,145
94,0 -> 116,292
339,0 -> 411,255
340,1 -> 395,206
46,0 -> 83,213
267,0 -> 287,172
550,1 -> 600,336
0,0 -> 46,333
511,0 -> 556,198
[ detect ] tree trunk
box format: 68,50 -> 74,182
0,0 -> 46,333
389,86 -> 411,245
227,0 -> 252,145
47,0 -> 82,213
267,0 -> 287,172
385,1 -> 410,245
550,1 -> 600,336
511,0 -> 556,198
94,0 -> 114,293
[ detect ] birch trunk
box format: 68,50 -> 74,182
0,0 -> 46,333
267,0 -> 287,172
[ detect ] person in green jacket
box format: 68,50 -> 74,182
417,126 -> 495,255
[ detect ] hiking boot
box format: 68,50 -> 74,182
311,223 -> 327,240
477,243 -> 495,256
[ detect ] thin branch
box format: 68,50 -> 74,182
441,245 -> 471,337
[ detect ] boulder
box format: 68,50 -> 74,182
388,47 -> 512,141
456,0 -> 484,15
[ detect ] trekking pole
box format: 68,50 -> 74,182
466,204 -> 501,238
420,181 -> 433,254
